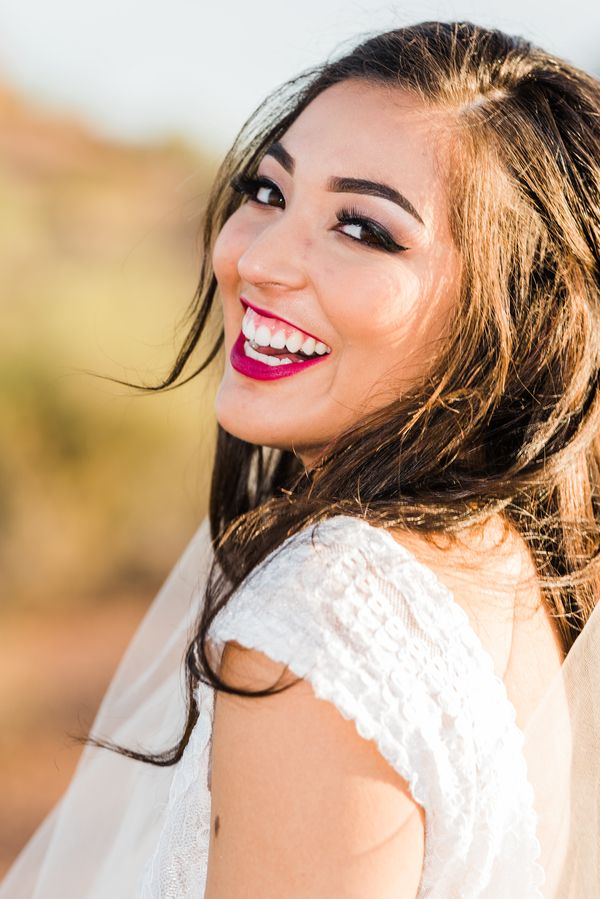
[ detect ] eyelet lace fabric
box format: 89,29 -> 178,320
136,515 -> 545,899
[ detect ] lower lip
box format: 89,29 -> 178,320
230,332 -> 330,381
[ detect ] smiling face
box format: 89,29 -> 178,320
212,79 -> 461,464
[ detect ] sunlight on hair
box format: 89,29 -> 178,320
465,87 -> 509,110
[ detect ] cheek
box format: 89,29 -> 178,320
324,264 -> 424,350
321,260 -> 457,397
212,217 -> 247,287
212,220 -> 252,345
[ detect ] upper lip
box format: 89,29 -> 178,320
240,295 -> 328,345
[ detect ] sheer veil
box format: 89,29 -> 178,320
0,518 -> 214,898
1,516 -> 598,897
522,584 -> 600,896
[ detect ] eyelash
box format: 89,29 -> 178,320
229,173 -> 409,254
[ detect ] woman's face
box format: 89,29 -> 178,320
212,80 -> 460,464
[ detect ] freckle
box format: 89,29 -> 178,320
214,814 -> 221,837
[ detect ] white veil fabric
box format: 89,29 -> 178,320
0,518 -> 214,899
522,589 -> 600,897
1,515 -> 599,898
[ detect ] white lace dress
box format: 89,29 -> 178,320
136,515 -> 546,899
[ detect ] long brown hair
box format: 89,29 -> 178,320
83,20 -> 600,766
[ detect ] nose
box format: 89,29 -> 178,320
236,212 -> 308,291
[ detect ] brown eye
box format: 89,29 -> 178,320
336,205 -> 409,253
230,174 -> 284,208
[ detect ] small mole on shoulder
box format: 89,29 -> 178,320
214,814 -> 220,837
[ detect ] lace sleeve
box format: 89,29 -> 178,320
207,514 -> 545,899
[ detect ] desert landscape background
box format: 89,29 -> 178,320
0,82 -> 221,873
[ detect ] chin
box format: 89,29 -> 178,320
214,391 -> 288,449
213,392 -> 329,463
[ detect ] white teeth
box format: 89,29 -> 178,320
242,311 -> 255,340
285,331 -> 303,353
241,306 -> 332,355
244,341 -> 292,365
271,329 -> 286,349
254,324 -> 271,347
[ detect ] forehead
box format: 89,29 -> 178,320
275,79 -> 451,234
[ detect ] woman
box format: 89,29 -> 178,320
3,19 -> 600,899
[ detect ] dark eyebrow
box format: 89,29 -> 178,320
264,141 -> 295,175
326,176 -> 424,226
263,140 -> 425,227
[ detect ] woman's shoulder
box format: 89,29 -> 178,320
206,513 -> 543,891
208,512 -> 520,770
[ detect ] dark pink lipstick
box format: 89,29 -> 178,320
230,332 -> 330,381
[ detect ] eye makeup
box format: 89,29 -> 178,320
229,173 -> 409,254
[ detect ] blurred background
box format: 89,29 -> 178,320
1,0 -> 598,876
